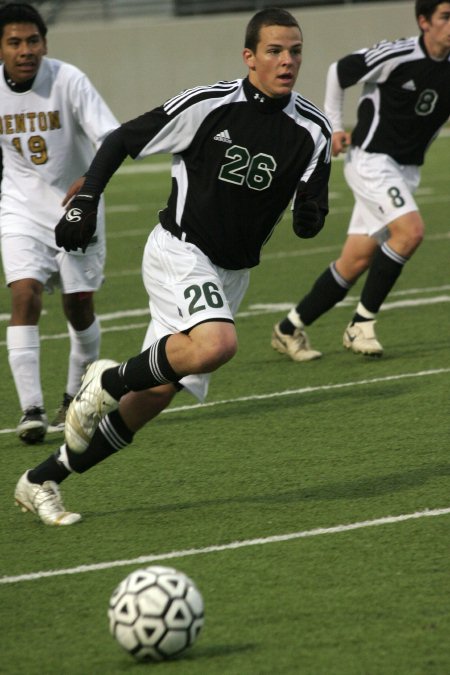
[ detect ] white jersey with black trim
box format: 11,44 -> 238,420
0,57 -> 119,249
119,77 -> 331,269
334,35 -> 450,165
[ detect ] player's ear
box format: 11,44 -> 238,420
43,37 -> 48,55
417,14 -> 429,33
243,48 -> 256,70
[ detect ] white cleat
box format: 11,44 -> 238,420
343,320 -> 383,356
14,471 -> 81,526
271,322 -> 322,362
65,359 -> 119,453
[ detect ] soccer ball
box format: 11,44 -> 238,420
108,565 -> 204,661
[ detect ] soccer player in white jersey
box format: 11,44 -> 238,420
272,0 -> 450,361
13,7 -> 332,525
0,3 -> 119,443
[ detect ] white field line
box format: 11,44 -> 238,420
116,161 -> 171,174
237,295 -> 450,316
103,229 -> 450,266
1,283 -> 449,329
1,368 -> 449,435
105,216 -> 450,240
261,229 -> 450,261
0,292 -> 448,352
0,321 -> 149,345
2,506 -> 449,585
106,205 -> 140,214
162,367 -> 450,414
0,293 -> 447,333
335,294 -> 450,310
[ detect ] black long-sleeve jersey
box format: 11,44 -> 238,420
86,77 -> 331,270
337,35 -> 450,165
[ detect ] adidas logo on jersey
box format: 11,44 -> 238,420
402,79 -> 416,91
214,129 -> 232,143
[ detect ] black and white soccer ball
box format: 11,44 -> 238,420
108,565 -> 204,661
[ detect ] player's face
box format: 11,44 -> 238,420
0,23 -> 47,84
243,24 -> 303,98
419,2 -> 450,58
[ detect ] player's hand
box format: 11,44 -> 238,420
55,192 -> 99,253
293,197 -> 323,239
331,130 -> 351,157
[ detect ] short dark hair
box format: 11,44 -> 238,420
415,0 -> 443,21
245,7 -> 301,52
0,2 -> 47,40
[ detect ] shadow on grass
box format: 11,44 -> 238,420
176,642 -> 256,661
85,462 -> 450,519
123,642 -> 256,669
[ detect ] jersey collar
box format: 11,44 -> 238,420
243,77 -> 291,113
3,67 -> 36,92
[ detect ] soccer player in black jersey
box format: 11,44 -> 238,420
272,0 -> 450,361
14,8 -> 332,525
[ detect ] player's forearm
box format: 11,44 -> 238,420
323,62 -> 345,132
83,127 -> 128,196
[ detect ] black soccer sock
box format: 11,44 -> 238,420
27,410 -> 134,483
278,318 -> 296,335
102,335 -> 180,400
352,243 -> 407,322
293,263 -> 352,327
64,409 -> 134,473
28,455 -> 71,485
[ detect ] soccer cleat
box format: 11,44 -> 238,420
271,322 -> 322,362
16,407 -> 48,445
48,393 -> 74,433
65,359 -> 119,453
343,320 -> 383,356
14,471 -> 81,526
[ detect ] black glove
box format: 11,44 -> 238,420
55,193 -> 99,252
293,197 -> 324,239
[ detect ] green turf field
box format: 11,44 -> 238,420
1,135 -> 449,675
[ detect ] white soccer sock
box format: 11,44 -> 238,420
355,302 -> 377,321
287,307 -> 305,329
66,316 -> 101,397
7,325 -> 43,411
55,444 -> 75,473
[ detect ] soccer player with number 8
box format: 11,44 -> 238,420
272,0 -> 450,361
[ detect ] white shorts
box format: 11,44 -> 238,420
344,147 -> 421,238
1,232 -> 105,294
141,224 -> 250,402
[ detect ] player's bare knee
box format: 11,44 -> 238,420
10,280 -> 42,321
389,227 -> 424,256
410,227 -> 424,251
198,336 -> 238,372
63,291 -> 95,328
